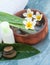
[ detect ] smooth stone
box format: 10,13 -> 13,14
3,50 -> 16,59
3,46 -> 17,59
4,46 -> 13,53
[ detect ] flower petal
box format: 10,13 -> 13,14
33,19 -> 37,26
23,21 -> 27,25
31,11 -> 34,15
36,12 -> 40,15
33,15 -> 36,18
32,26 -> 35,30
23,13 -> 27,17
25,18 -> 32,21
27,8 -> 32,13
25,26 -> 28,29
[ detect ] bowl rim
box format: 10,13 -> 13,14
14,9 -> 48,37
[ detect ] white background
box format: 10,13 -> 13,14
0,0 -> 28,14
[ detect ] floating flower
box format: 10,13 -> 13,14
33,12 -> 43,21
23,19 -> 36,30
23,9 -> 34,19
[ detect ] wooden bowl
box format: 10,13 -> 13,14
13,9 -> 48,45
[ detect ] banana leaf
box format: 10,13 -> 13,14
0,43 -> 40,61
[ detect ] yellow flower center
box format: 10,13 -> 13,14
27,13 -> 32,18
26,21 -> 32,29
36,15 -> 41,20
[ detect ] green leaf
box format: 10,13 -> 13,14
0,43 -> 40,61
0,12 -> 24,25
10,23 -> 25,29
0,12 -> 36,34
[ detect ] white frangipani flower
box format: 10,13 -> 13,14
23,19 -> 36,30
23,8 -> 34,19
23,9 -> 43,30
33,12 -> 43,21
